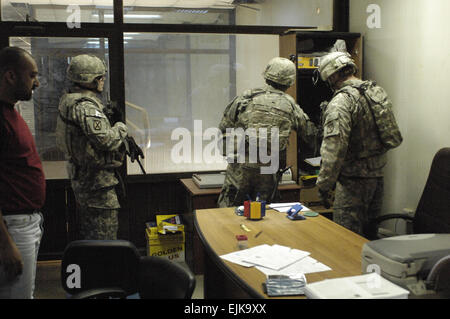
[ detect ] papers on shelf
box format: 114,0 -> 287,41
304,273 -> 410,299
220,244 -> 331,277
304,156 -> 321,167
269,202 -> 312,213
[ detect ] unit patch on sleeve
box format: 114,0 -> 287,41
93,120 -> 102,131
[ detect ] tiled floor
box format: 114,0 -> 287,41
34,260 -> 204,299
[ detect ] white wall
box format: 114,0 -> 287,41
350,0 -> 450,222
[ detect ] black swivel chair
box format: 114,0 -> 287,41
374,147 -> 450,237
61,240 -> 196,299
138,256 -> 196,299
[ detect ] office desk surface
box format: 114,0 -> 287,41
181,178 -> 302,275
195,207 -> 368,299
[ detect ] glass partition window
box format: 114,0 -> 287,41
124,32 -> 278,175
122,0 -> 333,28
9,33 -> 279,177
1,1 -> 113,23
1,0 -> 333,27
122,2 -> 233,25
9,37 -> 110,179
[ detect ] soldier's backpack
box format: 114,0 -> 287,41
339,80 -> 403,150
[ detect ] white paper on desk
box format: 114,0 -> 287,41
269,202 -> 312,213
220,244 -> 271,267
269,202 -> 300,209
242,244 -> 310,271
256,256 -> 332,276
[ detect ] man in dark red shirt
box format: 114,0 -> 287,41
0,46 -> 45,299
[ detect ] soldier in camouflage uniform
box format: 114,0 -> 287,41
316,52 -> 397,239
56,54 -> 128,240
218,57 -> 316,207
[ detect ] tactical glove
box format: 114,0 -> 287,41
126,136 -> 144,163
318,188 -> 332,209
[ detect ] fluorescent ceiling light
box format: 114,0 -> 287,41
93,14 -> 161,19
125,14 -> 161,19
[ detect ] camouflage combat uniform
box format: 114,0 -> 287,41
56,87 -> 127,240
217,84 -> 316,207
317,78 -> 388,238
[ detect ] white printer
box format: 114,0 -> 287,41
361,234 -> 450,296
192,173 -> 225,189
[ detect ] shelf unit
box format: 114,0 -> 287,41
279,31 -> 363,182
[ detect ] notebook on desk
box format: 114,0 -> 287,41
192,173 -> 225,189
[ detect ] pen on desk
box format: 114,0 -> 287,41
255,231 -> 263,238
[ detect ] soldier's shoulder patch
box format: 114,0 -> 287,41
323,112 -> 340,138
93,119 -> 102,131
87,107 -> 104,118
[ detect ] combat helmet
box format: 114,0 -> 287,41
67,54 -> 106,85
263,57 -> 296,87
318,52 -> 357,82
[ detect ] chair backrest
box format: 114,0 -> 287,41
61,240 -> 141,297
414,148 -> 450,233
138,256 -> 196,299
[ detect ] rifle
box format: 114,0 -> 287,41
123,135 -> 146,175
269,165 -> 292,203
105,97 -> 146,175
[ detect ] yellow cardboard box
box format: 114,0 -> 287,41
156,214 -> 185,235
145,224 -> 185,262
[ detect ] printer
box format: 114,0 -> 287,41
361,234 -> 450,296
192,173 -> 225,189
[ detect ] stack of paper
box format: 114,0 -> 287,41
264,274 -> 307,297
256,256 -> 331,276
304,156 -> 321,167
304,273 -> 410,299
269,202 -> 312,213
220,244 -> 331,277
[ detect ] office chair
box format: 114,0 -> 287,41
138,256 -> 196,299
374,147 -> 450,238
61,240 -> 196,299
61,240 -> 140,299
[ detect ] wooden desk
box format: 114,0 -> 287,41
195,207 -> 368,299
180,178 -> 302,275
180,178 -> 302,210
